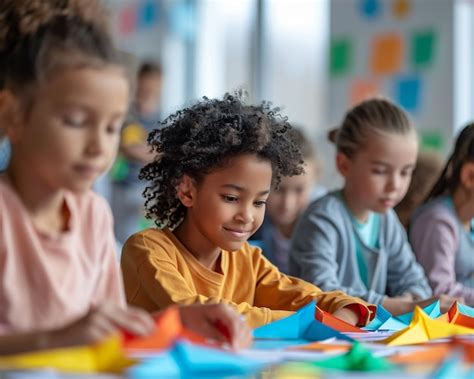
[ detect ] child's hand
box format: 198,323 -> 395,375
51,303 -> 155,348
178,304 -> 252,350
332,307 -> 359,326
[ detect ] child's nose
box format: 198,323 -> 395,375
236,205 -> 254,224
85,128 -> 106,156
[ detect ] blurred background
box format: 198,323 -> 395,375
105,0 -> 474,187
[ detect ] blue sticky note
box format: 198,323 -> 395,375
253,302 -> 353,342
139,0 -> 159,29
395,300 -> 441,325
128,341 -> 262,378
395,76 -> 422,113
358,0 -> 382,19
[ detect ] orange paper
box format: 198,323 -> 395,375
349,78 -> 380,106
315,306 -> 366,333
124,307 -> 207,352
444,303 -> 474,329
291,341 -> 350,352
370,33 -> 404,75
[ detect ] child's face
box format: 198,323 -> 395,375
186,154 -> 272,253
135,73 -> 162,116
266,160 -> 316,227
339,130 -> 418,219
10,66 -> 129,193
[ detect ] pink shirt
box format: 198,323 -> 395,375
0,177 -> 125,334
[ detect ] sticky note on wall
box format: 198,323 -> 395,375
370,33 -> 404,75
358,0 -> 382,20
330,39 -> 352,77
349,78 -> 380,105
394,75 -> 422,113
411,30 -> 436,68
119,5 -> 136,36
139,0 -> 159,29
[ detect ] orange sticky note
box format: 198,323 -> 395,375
370,33 -> 404,75
349,78 -> 380,106
315,306 -> 367,333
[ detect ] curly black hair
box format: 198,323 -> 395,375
140,93 -> 304,229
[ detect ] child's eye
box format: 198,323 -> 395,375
221,195 -> 238,203
372,168 -> 387,175
107,120 -> 124,135
254,200 -> 267,207
63,116 -> 85,128
401,170 -> 413,178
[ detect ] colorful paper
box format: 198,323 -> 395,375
0,335 -> 133,373
119,5 -> 136,36
364,305 -> 406,331
383,307 -> 474,346
253,302 -> 353,342
315,306 -> 366,333
330,39 -> 352,77
444,302 -> 474,328
412,30 -> 436,68
349,78 -> 380,106
358,0 -> 382,20
395,300 -> 441,325
128,341 -> 262,378
138,0 -> 159,29
394,75 -> 422,112
312,342 -> 394,371
370,33 -> 404,75
392,0 -> 412,19
124,307 -> 206,352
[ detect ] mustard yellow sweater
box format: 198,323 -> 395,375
121,228 -> 375,328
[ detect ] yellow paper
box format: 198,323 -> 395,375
384,307 -> 474,346
122,123 -> 147,146
0,334 -> 134,373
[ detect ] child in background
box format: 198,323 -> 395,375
0,0 -> 250,354
395,150 -> 444,229
289,98 -> 456,315
0,130 -> 10,171
121,94 -> 376,329
112,61 -> 162,244
251,128 -> 324,273
410,123 -> 474,305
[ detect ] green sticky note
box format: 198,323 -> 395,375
330,39 -> 352,77
420,130 -> 444,151
412,30 -> 436,68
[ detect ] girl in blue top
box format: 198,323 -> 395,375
410,123 -> 474,305
290,98 -> 457,315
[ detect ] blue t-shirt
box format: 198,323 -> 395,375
351,212 -> 380,287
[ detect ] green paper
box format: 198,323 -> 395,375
420,130 -> 444,151
312,342 -> 394,372
109,155 -> 130,181
412,30 -> 436,68
330,39 -> 352,77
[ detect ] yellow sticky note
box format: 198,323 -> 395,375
370,33 -> 404,75
122,123 -> 147,146
0,334 -> 134,373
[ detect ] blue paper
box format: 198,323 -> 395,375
364,305 -> 406,331
138,0 -> 159,29
253,302 -> 353,342
128,341 -> 262,378
252,339 -> 310,350
395,300 -> 441,325
358,0 -> 381,19
394,76 -> 423,113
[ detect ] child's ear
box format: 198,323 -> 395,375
176,175 -> 197,208
460,162 -> 474,191
336,152 -> 350,177
0,90 -> 24,143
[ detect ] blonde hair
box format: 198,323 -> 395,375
330,98 -> 414,157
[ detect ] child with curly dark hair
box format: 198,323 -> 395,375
121,94 -> 376,328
